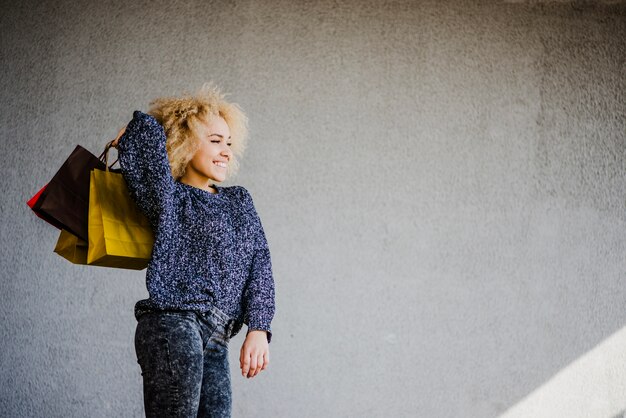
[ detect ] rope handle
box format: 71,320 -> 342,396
98,140 -> 120,172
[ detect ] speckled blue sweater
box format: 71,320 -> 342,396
117,110 -> 275,343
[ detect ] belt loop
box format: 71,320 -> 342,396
226,318 -> 235,336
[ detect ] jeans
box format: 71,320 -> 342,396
134,306 -> 236,418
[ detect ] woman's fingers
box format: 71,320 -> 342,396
240,333 -> 270,378
112,126 -> 126,148
261,351 -> 269,370
248,353 -> 258,378
240,345 -> 249,377
240,350 -> 268,378
240,346 -> 257,378
254,353 -> 265,376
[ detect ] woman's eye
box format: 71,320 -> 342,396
227,143 -> 232,147
210,140 -> 220,143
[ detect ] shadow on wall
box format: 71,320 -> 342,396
499,325 -> 626,418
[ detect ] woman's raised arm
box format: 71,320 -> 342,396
115,110 -> 176,224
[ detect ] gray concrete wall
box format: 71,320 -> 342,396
1,1 -> 625,417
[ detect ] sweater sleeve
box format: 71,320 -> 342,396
116,110 -> 175,224
241,187 -> 276,344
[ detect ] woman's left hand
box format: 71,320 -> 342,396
240,330 -> 270,379
110,125 -> 127,148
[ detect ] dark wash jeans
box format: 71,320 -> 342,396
135,306 -> 237,418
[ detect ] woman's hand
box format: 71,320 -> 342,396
110,125 -> 127,148
240,330 -> 270,379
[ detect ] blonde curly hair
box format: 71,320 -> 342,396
147,82 -> 249,181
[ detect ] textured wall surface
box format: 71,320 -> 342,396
1,1 -> 625,417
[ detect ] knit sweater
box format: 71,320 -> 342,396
117,110 -> 275,343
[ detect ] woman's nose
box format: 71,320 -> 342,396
221,146 -> 232,159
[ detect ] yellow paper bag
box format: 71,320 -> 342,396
87,168 -> 154,270
54,229 -> 88,265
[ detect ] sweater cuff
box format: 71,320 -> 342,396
247,319 -> 273,344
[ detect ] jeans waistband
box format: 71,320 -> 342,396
198,304 -> 237,334
135,304 -> 238,336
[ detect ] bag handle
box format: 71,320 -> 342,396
99,140 -> 120,172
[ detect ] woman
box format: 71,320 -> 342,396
110,83 -> 276,418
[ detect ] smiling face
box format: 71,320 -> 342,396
180,115 -> 233,190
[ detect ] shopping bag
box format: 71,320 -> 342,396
53,229 -> 88,265
30,145 -> 107,241
26,183 -> 66,230
87,144 -> 154,270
